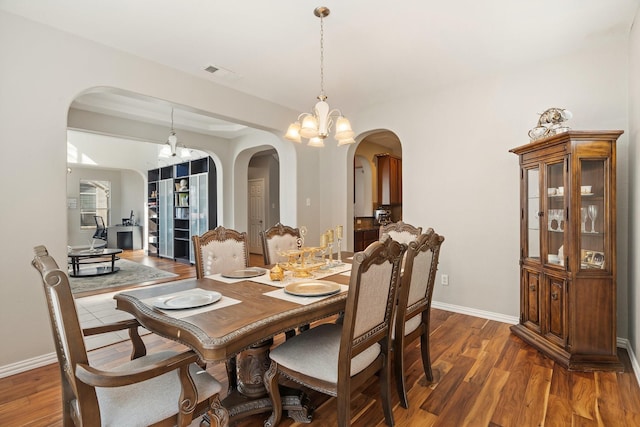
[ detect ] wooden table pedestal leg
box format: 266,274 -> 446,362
207,339 -> 313,424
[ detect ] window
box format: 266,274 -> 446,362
80,180 -> 111,228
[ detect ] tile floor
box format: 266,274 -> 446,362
75,290 -> 142,350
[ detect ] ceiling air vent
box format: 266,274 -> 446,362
203,65 -> 241,81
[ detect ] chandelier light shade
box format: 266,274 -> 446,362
285,6 -> 355,147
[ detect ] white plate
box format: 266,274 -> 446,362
153,290 -> 222,310
284,280 -> 341,297
221,268 -> 266,279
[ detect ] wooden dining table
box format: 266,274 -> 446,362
114,260 -> 352,422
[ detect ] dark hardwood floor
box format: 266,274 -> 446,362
2,250 -> 639,426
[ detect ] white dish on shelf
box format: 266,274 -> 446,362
581,192 -> 594,196
153,290 -> 221,310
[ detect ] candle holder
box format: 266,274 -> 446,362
320,229 -> 335,267
335,225 -> 343,265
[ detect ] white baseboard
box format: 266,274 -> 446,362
431,300 -> 520,325
0,352 -> 57,379
618,337 -> 640,384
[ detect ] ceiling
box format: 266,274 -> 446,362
2,0 -> 638,140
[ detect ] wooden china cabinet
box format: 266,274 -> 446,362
510,130 -> 623,371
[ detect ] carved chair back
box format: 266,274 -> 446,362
260,222 -> 301,265
340,236 -> 404,380
379,220 -> 423,245
192,226 -> 249,278
31,245 -> 99,424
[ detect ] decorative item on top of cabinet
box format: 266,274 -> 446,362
376,153 -> 402,205
510,130 -> 623,371
528,107 -> 573,141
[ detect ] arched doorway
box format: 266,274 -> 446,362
247,149 -> 280,255
351,130 -> 402,250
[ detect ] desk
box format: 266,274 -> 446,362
115,270 -> 350,421
68,248 -> 122,277
107,225 -> 143,250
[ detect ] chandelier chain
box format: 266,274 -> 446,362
319,12 -> 325,99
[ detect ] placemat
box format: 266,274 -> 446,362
141,288 -> 241,319
264,284 -> 349,305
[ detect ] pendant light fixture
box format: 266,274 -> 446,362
160,108 -> 191,159
167,108 -> 178,156
284,6 -> 355,147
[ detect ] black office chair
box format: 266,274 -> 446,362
93,216 -> 107,241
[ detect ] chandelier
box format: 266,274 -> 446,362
284,6 -> 355,148
161,108 -> 190,158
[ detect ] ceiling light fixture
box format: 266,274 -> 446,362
284,6 -> 355,148
167,108 -> 178,156
160,108 -> 191,159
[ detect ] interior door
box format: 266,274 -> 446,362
248,179 -> 265,254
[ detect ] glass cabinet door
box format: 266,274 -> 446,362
526,168 -> 540,261
579,159 -> 606,271
545,161 -> 565,266
158,179 -> 174,258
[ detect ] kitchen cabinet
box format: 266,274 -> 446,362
354,227 -> 379,252
509,130 -> 623,371
376,154 -> 402,205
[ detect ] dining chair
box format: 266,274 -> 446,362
379,220 -> 423,245
393,229 -> 444,408
192,225 -> 249,391
31,245 -> 228,427
260,222 -> 301,265
192,225 -> 249,278
263,236 -> 405,427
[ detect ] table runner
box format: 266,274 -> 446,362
249,262 -> 352,288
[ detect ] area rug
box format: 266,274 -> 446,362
69,259 -> 178,294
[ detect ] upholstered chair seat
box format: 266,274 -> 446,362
268,324 -> 382,384
94,351 -> 222,426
